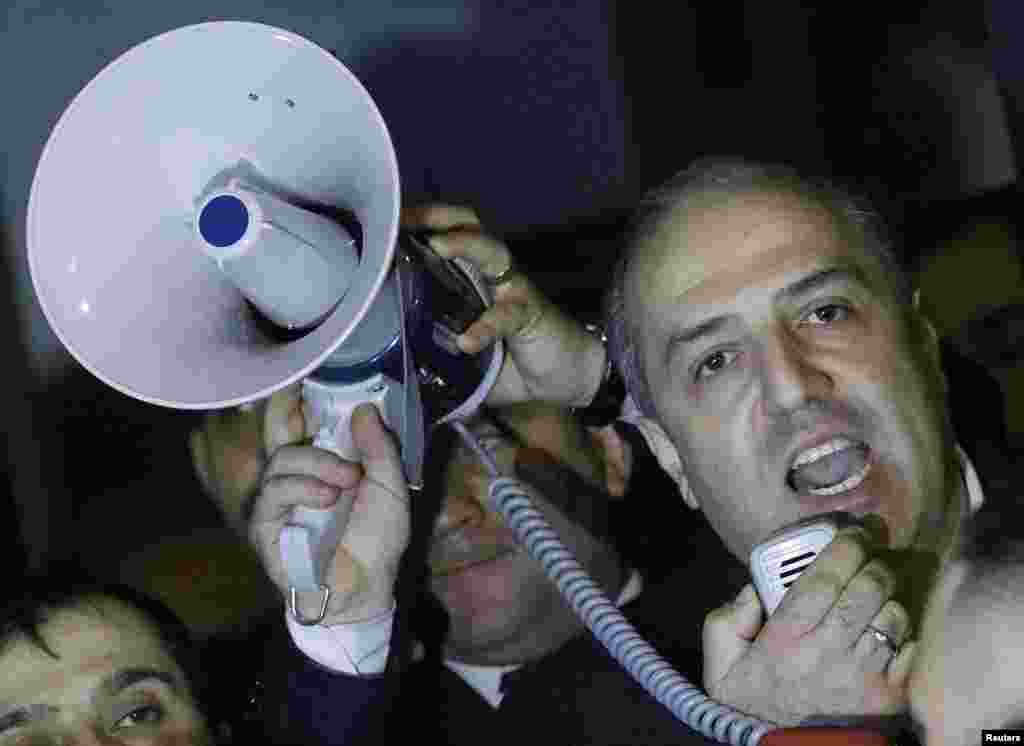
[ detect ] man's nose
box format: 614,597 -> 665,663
757,327 -> 834,417
435,490 -> 488,533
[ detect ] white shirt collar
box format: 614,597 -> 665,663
956,444 -> 984,513
444,570 -> 644,708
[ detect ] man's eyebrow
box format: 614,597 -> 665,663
663,267 -> 871,366
103,667 -> 179,697
664,315 -> 733,366
0,704 -> 60,733
0,670 -> 178,733
774,267 -> 866,303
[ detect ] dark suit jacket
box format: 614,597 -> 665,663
404,550 -> 750,746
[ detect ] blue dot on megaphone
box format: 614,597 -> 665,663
199,194 -> 249,248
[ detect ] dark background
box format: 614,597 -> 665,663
2,1 -> 1022,635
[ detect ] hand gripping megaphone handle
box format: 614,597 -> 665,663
279,376 -> 391,595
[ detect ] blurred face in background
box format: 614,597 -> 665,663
0,596 -> 213,745
431,403 -> 627,665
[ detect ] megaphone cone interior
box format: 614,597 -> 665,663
27,22 -> 400,409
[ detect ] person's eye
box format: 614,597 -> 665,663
694,349 -> 739,381
112,704 -> 164,730
802,302 -> 850,325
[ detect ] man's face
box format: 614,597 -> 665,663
629,188 -> 956,562
909,561 -> 1024,745
0,597 -> 212,745
430,404 -> 624,665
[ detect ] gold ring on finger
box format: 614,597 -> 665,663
865,624 -> 900,655
486,256 -> 517,288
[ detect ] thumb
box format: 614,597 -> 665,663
350,404 -> 406,495
703,584 -> 763,689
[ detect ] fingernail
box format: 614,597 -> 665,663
735,584 -> 756,605
836,522 -> 874,544
321,485 -> 342,507
354,402 -> 377,418
457,334 -> 480,354
289,408 -> 306,441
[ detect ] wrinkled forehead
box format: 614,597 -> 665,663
0,598 -> 177,703
626,188 -> 879,316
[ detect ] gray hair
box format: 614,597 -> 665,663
604,157 -> 910,418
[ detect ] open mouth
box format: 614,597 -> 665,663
786,437 -> 872,497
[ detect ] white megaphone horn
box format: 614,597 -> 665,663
26,21 -> 503,623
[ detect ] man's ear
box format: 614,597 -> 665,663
633,418 -> 701,510
602,415 -> 701,510
588,425 -> 632,498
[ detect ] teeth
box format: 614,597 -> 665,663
804,459 -> 871,496
791,437 -> 858,469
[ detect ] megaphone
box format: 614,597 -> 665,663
26,21 -> 502,619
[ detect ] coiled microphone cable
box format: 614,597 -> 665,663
450,420 -> 774,746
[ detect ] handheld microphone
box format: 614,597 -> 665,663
749,515 -> 840,615
749,512 -> 882,615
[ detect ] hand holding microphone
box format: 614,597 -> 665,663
702,521 -> 917,727
249,385 -> 411,626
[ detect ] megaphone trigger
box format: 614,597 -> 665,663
300,376 -> 391,462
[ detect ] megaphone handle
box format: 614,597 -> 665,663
280,377 -> 390,594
